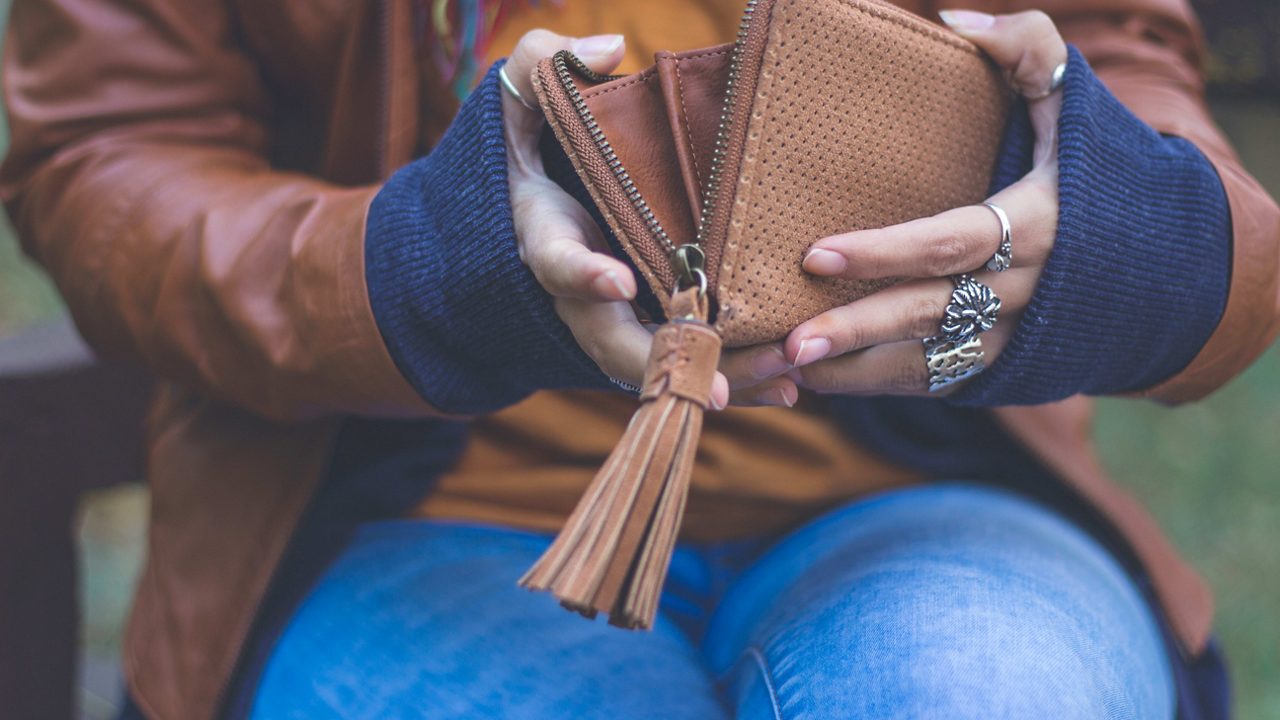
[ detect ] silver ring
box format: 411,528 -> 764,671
981,202 -> 1013,272
924,334 -> 986,392
1023,61 -> 1066,101
498,65 -> 538,112
939,273 -> 1001,344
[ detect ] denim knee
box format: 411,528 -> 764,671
713,484 -> 1175,720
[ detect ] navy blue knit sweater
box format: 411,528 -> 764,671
366,49 -> 1230,415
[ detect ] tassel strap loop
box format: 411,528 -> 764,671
640,321 -> 720,406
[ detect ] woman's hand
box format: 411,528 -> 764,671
501,29 -> 732,409
768,11 -> 1068,399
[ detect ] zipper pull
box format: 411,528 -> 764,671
671,244 -> 707,299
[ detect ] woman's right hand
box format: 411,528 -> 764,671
502,30 -> 731,409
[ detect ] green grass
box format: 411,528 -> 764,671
1,19 -> 1277,718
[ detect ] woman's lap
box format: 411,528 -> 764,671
706,484 -> 1174,720
248,521 -> 724,719
250,484 -> 1173,719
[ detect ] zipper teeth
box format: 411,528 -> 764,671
554,52 -> 674,254
553,0 -> 758,272
695,0 -> 757,246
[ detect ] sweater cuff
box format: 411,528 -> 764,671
951,47 -> 1231,406
365,62 -> 611,415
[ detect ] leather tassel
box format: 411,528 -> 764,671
519,288 -> 722,629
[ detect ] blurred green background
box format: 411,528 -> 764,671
1,2 -> 1278,719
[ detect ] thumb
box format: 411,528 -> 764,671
506,30 -> 626,106
939,9 -> 1067,164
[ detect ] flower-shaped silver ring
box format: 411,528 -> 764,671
938,273 -> 1001,344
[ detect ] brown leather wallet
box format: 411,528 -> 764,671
520,0 -> 1013,631
533,0 -> 1011,347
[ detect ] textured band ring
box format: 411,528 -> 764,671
499,65 -> 538,112
982,202 -> 1013,272
1023,61 -> 1067,101
939,273 -> 1001,344
923,334 -> 986,392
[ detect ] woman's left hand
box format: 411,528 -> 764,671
776,10 -> 1068,398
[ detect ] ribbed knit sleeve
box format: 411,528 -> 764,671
364,62 -> 611,415
951,47 -> 1232,406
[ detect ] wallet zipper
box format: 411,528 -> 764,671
552,0 -> 761,297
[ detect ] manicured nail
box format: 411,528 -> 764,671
710,391 -> 726,411
773,386 -> 797,408
607,270 -> 633,299
592,270 -> 631,300
803,248 -> 847,276
792,337 -> 831,367
572,34 -> 624,58
938,10 -> 995,32
749,346 -> 791,379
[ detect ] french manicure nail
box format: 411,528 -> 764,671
803,248 -> 847,275
571,34 -> 624,58
938,9 -> 995,32
793,337 -> 832,367
749,346 -> 791,379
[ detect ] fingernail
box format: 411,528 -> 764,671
803,248 -> 847,275
710,392 -> 726,411
749,346 -> 791,379
571,34 -> 624,58
592,271 -> 630,300
938,9 -> 995,32
792,337 -> 831,367
607,270 -> 633,299
774,386 -> 796,408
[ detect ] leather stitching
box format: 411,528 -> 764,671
673,58 -> 704,188
580,48 -> 731,100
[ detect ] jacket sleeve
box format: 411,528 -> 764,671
1018,0 -> 1280,403
0,0 -> 436,421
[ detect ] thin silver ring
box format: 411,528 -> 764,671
1023,61 -> 1066,101
498,65 -> 538,112
981,202 -> 1013,272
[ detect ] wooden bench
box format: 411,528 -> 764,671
0,316 -> 151,718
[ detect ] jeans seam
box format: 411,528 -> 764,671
745,645 -> 785,720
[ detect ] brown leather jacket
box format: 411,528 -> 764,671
3,0 -> 1278,717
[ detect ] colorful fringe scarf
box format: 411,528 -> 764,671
418,0 -> 565,100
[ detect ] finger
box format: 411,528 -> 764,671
506,30 -> 626,108
718,343 -> 791,391
729,376 -> 799,408
938,10 -> 1067,101
940,9 -> 1068,164
786,268 -> 1036,367
804,186 -> 1051,284
804,180 -> 1056,281
791,323 -> 1013,397
558,299 -> 731,410
520,203 -> 637,301
503,31 -> 627,166
556,298 -> 653,385
710,372 -> 731,411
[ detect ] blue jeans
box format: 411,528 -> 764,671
250,484 -> 1174,719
